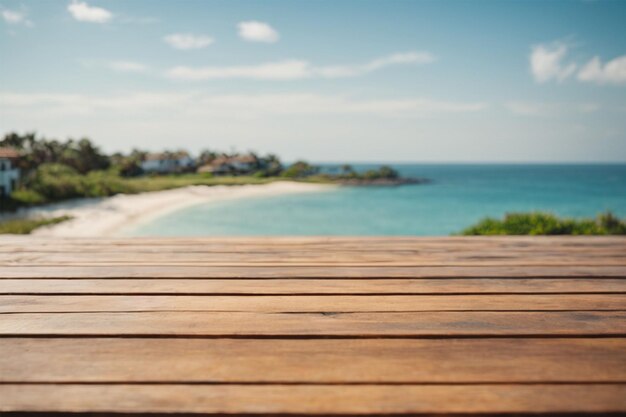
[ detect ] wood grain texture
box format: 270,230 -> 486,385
2,384 -> 625,414
2,294 -> 625,313
1,236 -> 625,415
2,251 -> 625,266
3,265 -> 626,278
1,237 -> 624,267
2,338 -> 624,383
4,278 -> 626,294
2,311 -> 624,336
1,235 -> 624,247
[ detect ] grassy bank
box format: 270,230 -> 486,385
4,164 -> 327,210
2,166 -> 346,211
0,216 -> 72,235
0,164 -> 337,211
460,212 -> 626,235
0,133 -> 406,212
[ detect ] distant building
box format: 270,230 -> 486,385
197,156 -> 233,175
141,152 -> 195,174
197,154 -> 258,175
230,155 -> 258,172
0,147 -> 20,198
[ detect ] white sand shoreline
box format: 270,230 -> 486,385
18,182 -> 334,237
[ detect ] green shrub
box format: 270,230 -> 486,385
337,165 -> 399,180
26,163 -> 85,200
460,211 -> 626,235
24,163 -> 136,201
10,189 -> 47,205
281,161 -> 320,178
0,215 -> 72,234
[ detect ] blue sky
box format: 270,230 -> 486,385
1,0 -> 625,162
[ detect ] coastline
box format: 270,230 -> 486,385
24,182 -> 334,237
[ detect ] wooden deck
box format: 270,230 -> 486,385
1,236 -> 625,415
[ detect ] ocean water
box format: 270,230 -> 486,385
127,164 -> 626,236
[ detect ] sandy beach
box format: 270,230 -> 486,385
14,182 -> 333,237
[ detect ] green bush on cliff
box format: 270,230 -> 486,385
461,212 -> 626,235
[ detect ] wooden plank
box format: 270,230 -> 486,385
2,241 -> 625,254
2,235 -> 624,247
1,384 -> 625,414
3,265 -> 626,278
1,237 -> 625,416
2,338 -> 624,383
2,294 -> 624,313
0,236 -> 623,266
0,245 -> 626,255
1,311 -> 624,336
4,278 -> 626,294
2,251 -> 625,266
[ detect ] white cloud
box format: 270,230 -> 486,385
530,42 -> 577,83
317,51 -> 436,78
237,21 -> 279,43
0,91 -> 486,118
67,1 -> 112,23
578,55 -> 626,85
529,40 -> 626,87
108,61 -> 148,73
166,51 -> 435,81
1,8 -> 33,26
363,52 -> 435,70
163,33 -> 214,50
167,60 -> 310,81
196,94 -> 486,116
0,91 -> 490,162
504,101 -> 600,116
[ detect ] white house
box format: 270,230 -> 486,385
197,156 -> 233,175
141,152 -> 195,174
197,154 -> 258,175
0,147 -> 20,198
230,155 -> 258,172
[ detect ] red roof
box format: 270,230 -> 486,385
0,147 -> 20,159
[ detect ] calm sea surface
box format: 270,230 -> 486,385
126,164 -> 626,236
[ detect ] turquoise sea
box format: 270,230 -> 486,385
127,164 -> 626,236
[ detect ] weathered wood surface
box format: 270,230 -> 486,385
4,265 -> 626,278
3,294 -> 625,312
0,236 -> 625,416
3,338 -> 624,383
2,384 -> 625,415
3,277 -> 626,294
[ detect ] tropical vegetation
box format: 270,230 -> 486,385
460,212 -> 626,235
0,132 -> 407,212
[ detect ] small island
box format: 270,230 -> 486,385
275,161 -> 429,186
